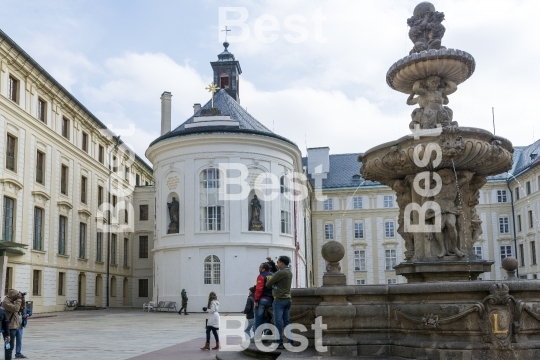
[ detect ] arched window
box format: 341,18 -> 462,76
200,169 -> 224,231
204,255 -> 221,285
280,175 -> 291,234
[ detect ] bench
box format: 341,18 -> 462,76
142,301 -> 156,312
65,300 -> 78,311
155,301 -> 177,312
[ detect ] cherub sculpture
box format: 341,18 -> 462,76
407,2 -> 446,54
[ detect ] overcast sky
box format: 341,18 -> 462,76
1,0 -> 539,163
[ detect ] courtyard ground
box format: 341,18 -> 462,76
22,308 -> 242,360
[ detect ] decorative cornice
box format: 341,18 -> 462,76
0,177 -> 23,192
31,190 -> 51,201
57,200 -> 73,210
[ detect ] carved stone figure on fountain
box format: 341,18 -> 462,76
407,2 -> 446,54
407,76 -> 457,130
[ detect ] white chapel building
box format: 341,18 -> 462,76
132,42 -> 311,312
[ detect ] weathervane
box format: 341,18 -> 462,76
205,82 -> 219,108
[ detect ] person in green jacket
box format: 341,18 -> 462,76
178,289 -> 189,315
265,255 -> 293,349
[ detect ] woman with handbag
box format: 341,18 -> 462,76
200,292 -> 220,350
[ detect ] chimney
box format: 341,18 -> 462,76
160,91 -> 172,135
307,147 -> 330,175
193,103 -> 201,114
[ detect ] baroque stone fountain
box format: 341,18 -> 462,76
223,3 -> 540,360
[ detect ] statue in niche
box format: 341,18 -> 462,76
425,169 -> 472,258
249,195 -> 263,231
167,197 -> 179,234
407,76 -> 457,130
407,2 -> 446,54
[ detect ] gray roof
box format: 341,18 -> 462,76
305,141 -> 540,189
149,89 -> 296,147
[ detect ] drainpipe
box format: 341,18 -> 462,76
294,197 -> 299,288
506,179 -> 519,278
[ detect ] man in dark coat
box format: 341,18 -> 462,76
178,289 -> 189,315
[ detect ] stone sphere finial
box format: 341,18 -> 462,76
322,240 -> 345,263
502,256 -> 519,280
413,2 -> 436,16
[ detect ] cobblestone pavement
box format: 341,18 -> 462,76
23,308 -> 242,360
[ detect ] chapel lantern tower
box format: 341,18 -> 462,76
211,41 -> 242,103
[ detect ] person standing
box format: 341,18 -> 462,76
266,256 -> 293,349
243,286 -> 255,340
178,289 -> 189,315
200,292 -> 220,350
0,303 -> 11,356
2,289 -> 23,360
253,263 -> 274,339
14,294 -> 31,359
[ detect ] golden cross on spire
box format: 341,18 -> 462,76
205,82 -> 219,108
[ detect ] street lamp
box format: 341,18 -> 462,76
107,135 -> 121,307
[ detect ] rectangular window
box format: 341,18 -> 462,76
4,267 -> 12,297
529,210 -> 534,229
473,246 -> 483,259
497,190 -> 507,203
58,272 -> 65,296
515,187 -> 520,200
136,174 -> 140,186
138,279 -> 149,297
8,76 -> 18,102
385,249 -> 397,270
124,238 -> 129,267
353,197 -> 362,209
356,279 -> 366,285
36,151 -> 45,185
32,270 -> 41,296
112,195 -> 117,217
518,215 -> 522,232
124,209 -> 129,224
58,216 -> 66,255
2,197 -> 15,242
139,236 -> 149,258
519,243 -> 525,267
204,206 -> 223,231
387,278 -> 397,284
125,167 -> 130,182
112,155 -> 118,172
384,195 -> 394,208
98,145 -> 104,164
61,165 -> 68,195
82,132 -> 88,152
385,221 -> 395,237
354,250 -> 366,271
324,224 -> 334,240
280,176 -> 291,234
110,234 -> 117,265
37,98 -> 47,123
500,245 -> 512,261
81,176 -> 87,203
33,207 -> 43,250
201,169 -> 225,232
6,134 -> 17,172
140,205 -> 149,220
354,222 -> 364,239
499,216 -> 509,234
532,241 -> 537,265
323,198 -> 333,211
62,117 -> 70,139
98,186 -> 103,207
96,232 -> 102,262
526,181 -> 531,195
79,223 -> 86,259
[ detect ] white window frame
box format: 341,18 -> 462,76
356,279 -> 366,285
200,168 -> 224,231
353,196 -> 362,209
385,221 -> 395,238
499,216 -> 509,234
354,250 -> 366,271
204,255 -> 221,285
387,278 -> 397,284
385,249 -> 397,270
383,195 -> 393,208
323,198 -> 333,211
280,175 -> 292,234
497,190 -> 507,203
500,245 -> 512,261
324,223 -> 334,240
354,221 -> 364,239
473,246 -> 483,260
